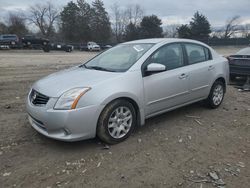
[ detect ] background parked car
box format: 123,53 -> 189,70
0,34 -> 19,48
21,35 -> 49,48
87,41 -> 101,51
48,43 -> 74,52
100,44 -> 112,50
79,43 -> 88,51
227,47 -> 250,80
80,43 -> 112,51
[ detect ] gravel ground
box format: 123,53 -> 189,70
0,47 -> 249,188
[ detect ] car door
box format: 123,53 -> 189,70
142,43 -> 190,117
184,43 -> 215,100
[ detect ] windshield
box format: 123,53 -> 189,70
89,42 -> 97,45
84,43 -> 153,72
236,47 -> 250,55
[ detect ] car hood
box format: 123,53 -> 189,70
33,67 -> 121,97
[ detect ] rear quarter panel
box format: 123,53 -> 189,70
212,55 -> 229,86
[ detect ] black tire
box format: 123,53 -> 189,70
97,99 -> 136,144
206,80 -> 225,109
43,45 -> 50,52
65,48 -> 71,52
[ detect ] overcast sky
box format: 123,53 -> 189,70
0,0 -> 250,28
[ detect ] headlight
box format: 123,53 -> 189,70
54,87 -> 91,110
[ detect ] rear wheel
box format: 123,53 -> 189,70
206,80 -> 225,108
65,48 -> 71,52
97,99 -> 136,144
43,45 -> 50,52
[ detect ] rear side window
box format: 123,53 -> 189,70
185,43 -> 211,64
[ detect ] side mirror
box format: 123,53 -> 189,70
146,63 -> 166,73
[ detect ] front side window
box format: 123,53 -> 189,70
146,43 -> 184,70
185,43 -> 210,64
84,43 -> 153,72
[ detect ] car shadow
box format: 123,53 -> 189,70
134,101 -> 204,135
33,131 -> 103,152
230,77 -> 247,87
230,77 -> 250,91
32,101 -> 205,151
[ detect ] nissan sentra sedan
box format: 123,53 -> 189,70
26,38 -> 229,144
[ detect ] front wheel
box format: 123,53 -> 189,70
43,45 -> 50,52
97,99 -> 136,144
206,80 -> 225,108
65,48 -> 71,52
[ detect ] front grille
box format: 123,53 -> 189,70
30,89 -> 49,106
230,59 -> 250,66
230,55 -> 250,59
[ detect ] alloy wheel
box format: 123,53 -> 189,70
212,84 -> 224,106
108,106 -> 133,139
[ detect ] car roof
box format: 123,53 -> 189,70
123,38 -> 208,46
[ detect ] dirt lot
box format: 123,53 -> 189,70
0,47 -> 249,188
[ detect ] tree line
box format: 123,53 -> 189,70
175,13 -> 250,40
0,0 -> 249,43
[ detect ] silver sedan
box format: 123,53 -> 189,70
26,38 -> 229,144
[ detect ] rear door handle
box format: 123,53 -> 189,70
179,73 -> 188,79
208,65 -> 215,71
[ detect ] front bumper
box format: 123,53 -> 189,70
229,65 -> 250,76
26,95 -> 101,141
91,47 -> 101,51
0,41 -> 18,48
229,58 -> 250,76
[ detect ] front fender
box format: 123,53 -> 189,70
100,92 -> 145,126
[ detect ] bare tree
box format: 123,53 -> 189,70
124,4 -> 144,25
163,24 -> 179,38
241,24 -> 250,38
223,16 -> 241,39
7,12 -> 28,36
28,1 -> 59,38
0,22 -> 8,34
111,3 -> 143,42
210,31 -> 223,38
111,3 -> 128,42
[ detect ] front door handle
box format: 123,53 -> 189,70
208,65 -> 215,71
179,73 -> 188,79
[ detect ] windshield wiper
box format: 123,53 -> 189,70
85,66 -> 116,72
80,64 -> 87,68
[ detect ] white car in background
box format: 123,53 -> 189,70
87,41 -> 101,51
